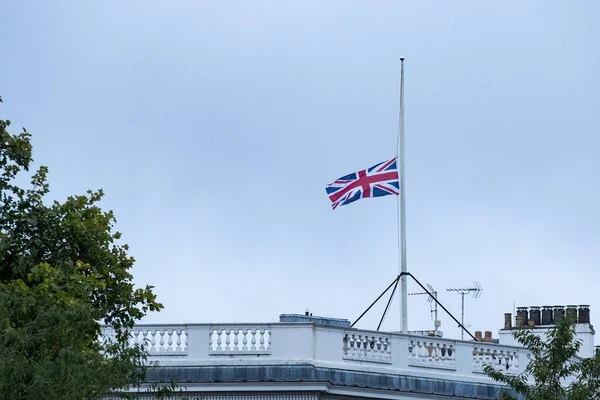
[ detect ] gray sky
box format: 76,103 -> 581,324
1,1 -> 599,340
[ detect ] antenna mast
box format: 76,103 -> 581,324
408,283 -> 441,334
446,282 -> 482,340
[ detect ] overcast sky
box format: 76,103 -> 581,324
1,1 -> 599,340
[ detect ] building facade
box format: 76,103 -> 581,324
102,311 -> 553,400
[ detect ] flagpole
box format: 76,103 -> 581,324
397,57 -> 408,334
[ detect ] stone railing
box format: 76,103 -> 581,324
409,338 -> 456,370
209,326 -> 271,355
101,323 -> 529,382
473,344 -> 521,375
342,332 -> 392,363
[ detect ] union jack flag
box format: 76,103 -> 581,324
326,157 -> 400,210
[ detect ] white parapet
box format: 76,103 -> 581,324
102,322 -> 530,385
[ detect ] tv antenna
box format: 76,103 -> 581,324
446,282 -> 482,340
408,283 -> 441,333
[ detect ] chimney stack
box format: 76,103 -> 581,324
475,331 -> 482,341
578,305 -> 590,324
541,306 -> 553,325
504,313 -> 512,329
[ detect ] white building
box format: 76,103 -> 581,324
103,305 -> 594,400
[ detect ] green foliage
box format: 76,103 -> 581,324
484,315 -> 600,399
0,97 -> 165,399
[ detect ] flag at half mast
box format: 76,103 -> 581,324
326,157 -> 399,210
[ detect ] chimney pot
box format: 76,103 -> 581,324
566,305 -> 578,322
578,305 -> 590,324
483,331 -> 493,342
542,306 -> 553,325
516,307 -> 529,327
515,314 -> 525,327
529,306 -> 541,325
553,306 -> 565,324
504,313 -> 512,329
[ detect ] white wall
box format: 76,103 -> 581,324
498,323 -> 595,358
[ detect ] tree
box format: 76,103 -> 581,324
484,314 -> 600,399
0,95 -> 164,399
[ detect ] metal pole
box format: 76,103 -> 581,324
461,293 -> 465,340
397,57 -> 408,334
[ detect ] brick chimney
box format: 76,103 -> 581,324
504,313 -> 512,329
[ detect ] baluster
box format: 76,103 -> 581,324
415,341 -> 423,362
347,335 -> 354,356
425,342 -> 432,362
176,329 -> 182,352
472,346 -> 479,370
484,348 -> 492,367
225,329 -> 231,351
150,330 -> 157,352
158,330 -> 165,352
167,330 -> 173,352
242,329 -> 248,351
233,329 -> 239,351
370,336 -> 377,358
250,329 -> 257,351
434,343 -> 441,363
408,340 -> 415,361
267,330 -> 271,350
217,329 -> 223,352
478,348 -> 485,369
140,330 -> 148,351
440,344 -> 447,364
259,329 -> 265,351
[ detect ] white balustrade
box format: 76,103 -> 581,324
342,333 -> 392,363
129,327 -> 188,355
409,339 -> 456,370
100,323 -> 531,383
209,326 -> 271,355
472,345 -> 520,375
